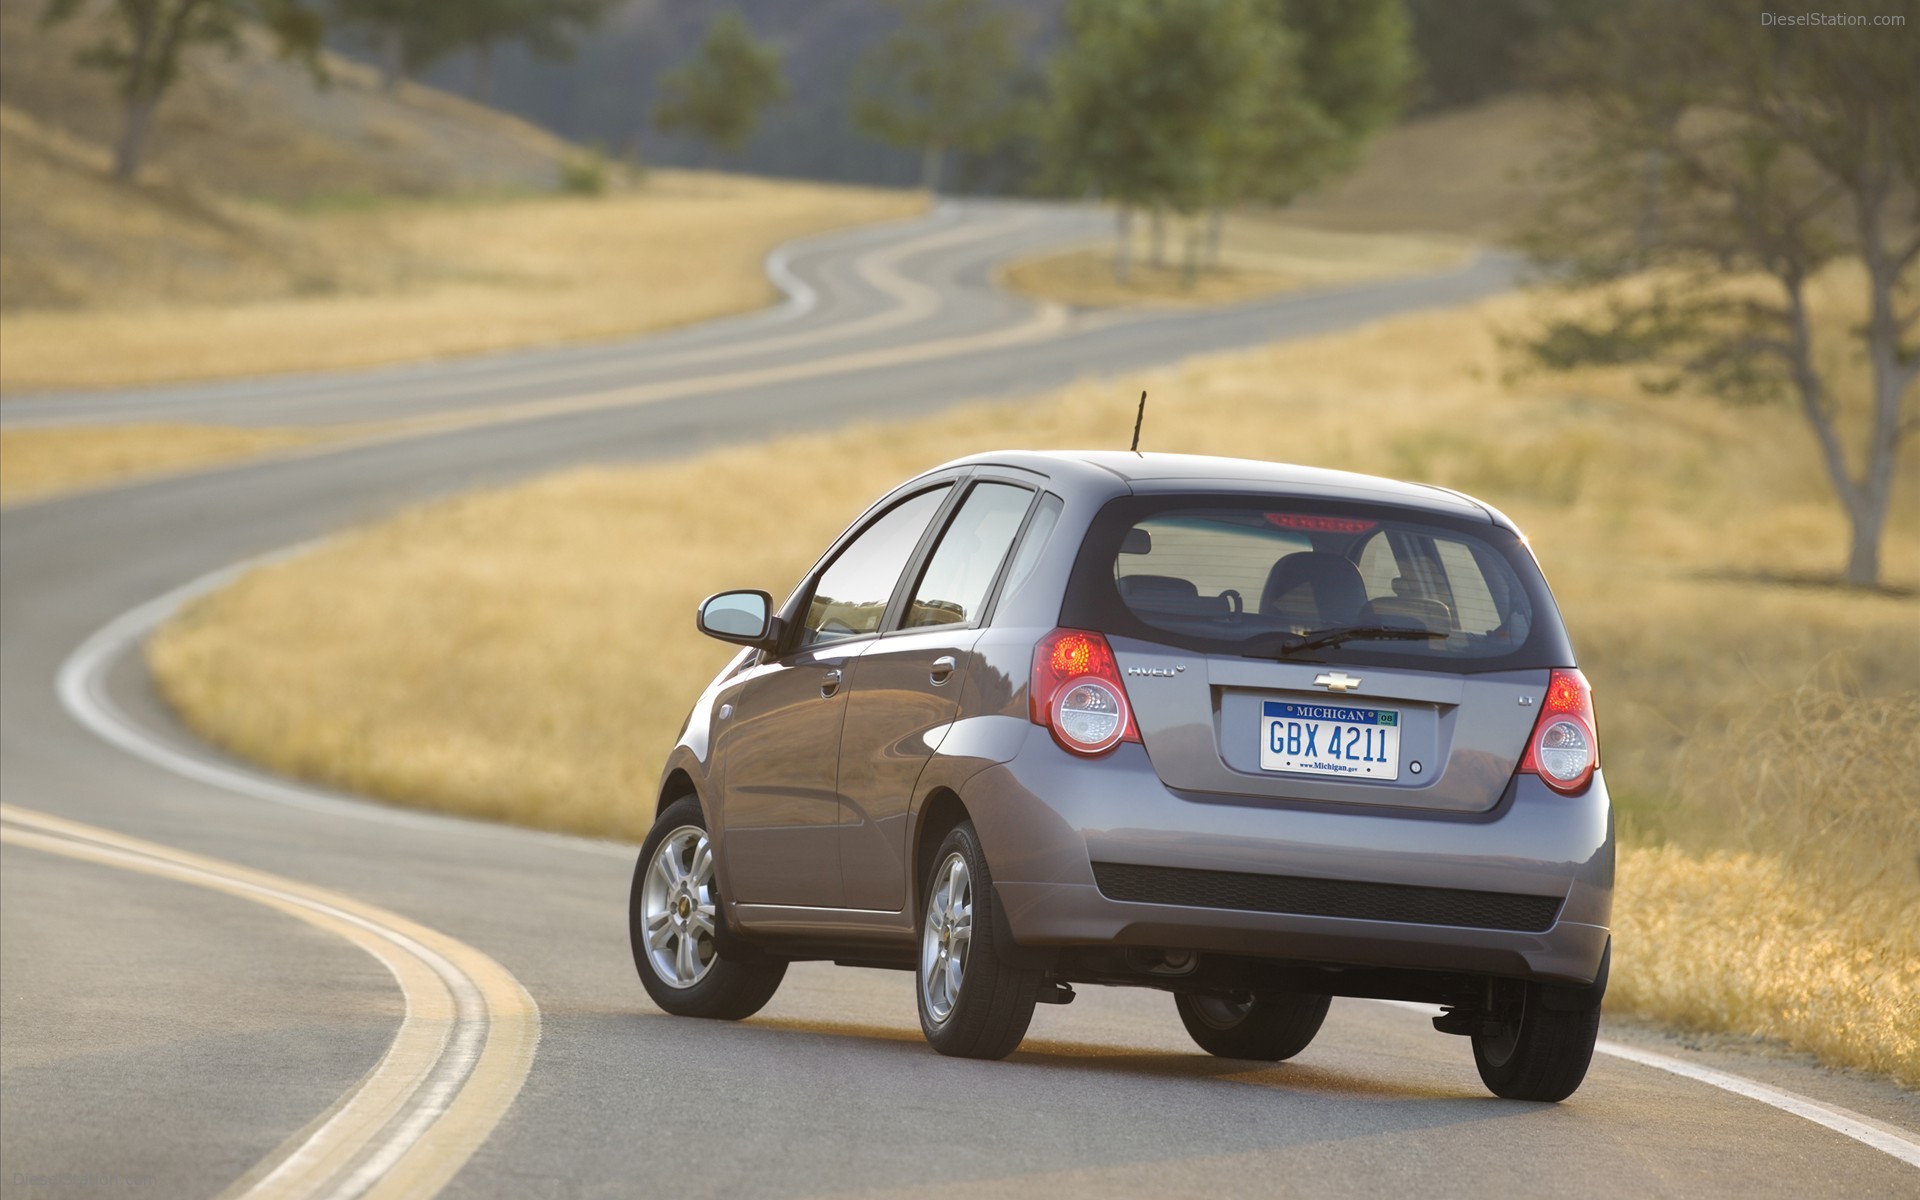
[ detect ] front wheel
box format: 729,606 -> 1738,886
916,822 -> 1041,1059
629,796 -> 785,1020
1174,991 -> 1330,1061
1471,980 -> 1600,1101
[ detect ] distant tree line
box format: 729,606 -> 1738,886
651,0 -> 1414,285
334,0 -> 614,103
1049,0 -> 1411,282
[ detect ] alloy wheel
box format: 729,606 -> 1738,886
640,825 -> 718,988
919,852 -> 973,1023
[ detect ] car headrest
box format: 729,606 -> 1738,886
1118,574 -> 1199,606
1261,552 -> 1366,628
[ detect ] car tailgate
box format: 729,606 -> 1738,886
1112,636 -> 1548,814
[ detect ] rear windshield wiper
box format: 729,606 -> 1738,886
1246,625 -> 1448,657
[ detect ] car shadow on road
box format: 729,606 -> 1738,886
731,1013 -> 1490,1103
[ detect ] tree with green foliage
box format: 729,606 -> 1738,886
852,0 -> 1021,193
1403,0 -> 1594,112
334,0 -> 609,102
41,0 -> 324,181
653,13 -> 788,165
332,0 -> 450,92
1199,0 -> 1414,263
1521,0 -> 1918,588
1049,0 -> 1413,281
447,0 -> 613,104
1049,0 -> 1281,282
1255,0 -> 1414,203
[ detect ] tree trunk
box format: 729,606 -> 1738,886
1205,206 -> 1226,268
1780,270 -> 1894,589
1150,209 -> 1166,268
1635,148 -> 1663,266
1113,207 -> 1132,285
1846,181 -> 1913,589
920,141 -> 945,194
1844,495 -> 1885,588
473,41 -> 494,105
113,94 -> 159,182
378,25 -> 405,93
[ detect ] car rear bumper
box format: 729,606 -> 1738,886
965,738 -> 1614,987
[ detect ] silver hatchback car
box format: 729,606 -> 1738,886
631,451 -> 1612,1101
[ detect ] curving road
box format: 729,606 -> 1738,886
3,200 -> 1916,1200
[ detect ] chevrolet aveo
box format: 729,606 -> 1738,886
630,451 -> 1612,1101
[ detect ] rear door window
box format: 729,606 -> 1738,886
904,482 -> 1034,629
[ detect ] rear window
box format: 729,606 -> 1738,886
1063,497 -> 1571,670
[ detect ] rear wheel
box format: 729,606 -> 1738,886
1471,979 -> 1600,1101
630,796 -> 785,1020
916,822 -> 1041,1059
1174,991 -> 1330,1061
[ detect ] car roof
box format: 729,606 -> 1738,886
929,450 -> 1502,525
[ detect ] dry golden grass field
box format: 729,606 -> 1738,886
0,0 -> 925,394
1000,222 -> 1470,309
0,423 -> 348,505
147,270 -> 1920,1082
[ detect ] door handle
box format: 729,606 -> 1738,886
929,656 -> 957,685
820,668 -> 843,697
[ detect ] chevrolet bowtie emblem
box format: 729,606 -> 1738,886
1314,672 -> 1363,692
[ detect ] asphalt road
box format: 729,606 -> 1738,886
3,200 -> 1916,1200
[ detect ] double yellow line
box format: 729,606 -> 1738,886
0,804 -> 538,1200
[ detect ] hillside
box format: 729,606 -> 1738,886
1280,95 -> 1558,240
0,105 -> 393,311
0,0 -> 921,376
0,0 -> 581,313
0,0 -> 573,203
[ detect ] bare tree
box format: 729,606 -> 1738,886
1522,0 -> 1917,587
42,0 -> 323,181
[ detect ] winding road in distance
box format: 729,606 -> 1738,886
4,200 -> 1916,1200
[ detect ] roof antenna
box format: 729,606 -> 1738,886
1129,390 -> 1147,454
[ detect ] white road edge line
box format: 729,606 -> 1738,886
1371,999 -> 1920,1168
56,542 -> 633,860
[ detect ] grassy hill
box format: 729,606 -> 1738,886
0,0 -> 921,394
1281,95 -> 1559,240
0,105 -> 391,311
0,0 -> 573,203
0,0 -> 585,314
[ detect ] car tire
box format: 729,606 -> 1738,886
629,796 -> 786,1020
1471,980 -> 1600,1102
916,821 -> 1041,1060
1174,991 -> 1330,1061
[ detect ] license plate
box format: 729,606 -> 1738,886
1260,700 -> 1400,780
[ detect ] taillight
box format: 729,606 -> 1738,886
1031,629 -> 1139,755
1518,668 -> 1599,794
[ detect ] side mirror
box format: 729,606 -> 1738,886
697,589 -> 775,647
